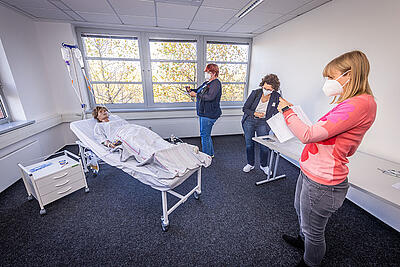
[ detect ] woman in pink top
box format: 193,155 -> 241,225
277,51 -> 377,267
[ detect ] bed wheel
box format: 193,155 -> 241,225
193,191 -> 201,200
27,195 -> 33,201
85,187 -> 90,193
40,209 -> 46,215
161,222 -> 169,232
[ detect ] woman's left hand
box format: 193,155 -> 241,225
278,97 -> 293,113
190,91 -> 197,97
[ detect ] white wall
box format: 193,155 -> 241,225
34,21 -> 88,115
0,5 -> 57,121
249,0 -> 400,163
0,6 -> 67,192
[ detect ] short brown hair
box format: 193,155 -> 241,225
205,63 -> 219,77
92,106 -> 109,122
259,74 -> 280,91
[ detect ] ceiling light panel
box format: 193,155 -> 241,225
236,0 -> 265,19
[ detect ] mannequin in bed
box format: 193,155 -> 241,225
91,106 -> 210,173
92,106 -> 128,148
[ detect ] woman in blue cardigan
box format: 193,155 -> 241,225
187,63 -> 222,157
242,74 -> 281,174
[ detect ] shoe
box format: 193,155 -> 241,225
242,164 -> 254,172
296,258 -> 309,267
282,234 -> 304,250
260,165 -> 271,175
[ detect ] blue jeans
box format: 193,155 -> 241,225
295,171 -> 349,266
199,116 -> 217,156
242,117 -> 270,167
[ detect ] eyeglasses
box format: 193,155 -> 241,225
377,168 -> 400,178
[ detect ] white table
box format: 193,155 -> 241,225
253,135 -> 400,219
252,135 -> 304,185
18,150 -> 89,215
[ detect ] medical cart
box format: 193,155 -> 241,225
18,150 -> 89,215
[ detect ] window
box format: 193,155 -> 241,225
149,40 -> 197,104
206,42 -> 250,102
81,34 -> 144,105
78,28 -> 252,109
0,83 -> 10,124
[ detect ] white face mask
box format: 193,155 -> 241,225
322,70 -> 350,97
263,88 -> 272,96
205,72 -> 211,80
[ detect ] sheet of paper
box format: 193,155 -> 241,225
267,112 -> 294,143
392,182 -> 400,190
267,105 -> 312,143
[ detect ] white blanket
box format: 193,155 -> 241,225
115,123 -> 211,176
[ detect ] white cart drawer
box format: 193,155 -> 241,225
41,179 -> 86,206
38,172 -> 85,196
36,165 -> 82,188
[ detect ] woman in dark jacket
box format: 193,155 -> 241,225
187,63 -> 222,156
242,74 -> 281,174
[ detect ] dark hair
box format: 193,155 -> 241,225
92,106 -> 109,122
259,74 -> 280,91
205,63 -> 219,77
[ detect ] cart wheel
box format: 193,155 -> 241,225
193,191 -> 201,200
85,187 -> 90,193
40,209 -> 46,215
27,195 -> 33,201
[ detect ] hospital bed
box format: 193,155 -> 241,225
70,118 -> 205,232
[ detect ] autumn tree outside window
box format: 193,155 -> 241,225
206,42 -> 250,102
78,29 -> 252,110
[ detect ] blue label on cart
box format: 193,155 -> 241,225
29,162 -> 53,173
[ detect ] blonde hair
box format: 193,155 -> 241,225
323,50 -> 373,103
92,106 -> 109,122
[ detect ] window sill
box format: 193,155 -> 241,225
0,120 -> 35,135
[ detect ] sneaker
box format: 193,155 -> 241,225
282,234 -> 305,250
242,164 -> 254,172
260,165 -> 271,175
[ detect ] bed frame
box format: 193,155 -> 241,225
76,140 -> 202,232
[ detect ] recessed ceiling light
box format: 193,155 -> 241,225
236,0 -> 264,19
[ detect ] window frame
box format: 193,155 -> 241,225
76,27 -> 252,110
0,83 -> 11,125
147,33 -> 200,108
77,28 -> 146,110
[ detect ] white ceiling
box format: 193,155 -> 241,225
0,0 -> 332,36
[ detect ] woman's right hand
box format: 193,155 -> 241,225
254,112 -> 265,118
